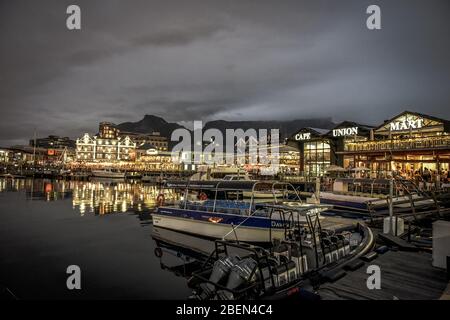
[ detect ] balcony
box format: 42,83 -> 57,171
343,136 -> 450,153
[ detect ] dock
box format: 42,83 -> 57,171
318,250 -> 448,300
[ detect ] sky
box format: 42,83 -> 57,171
0,0 -> 449,146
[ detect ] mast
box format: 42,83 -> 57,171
32,129 -> 37,175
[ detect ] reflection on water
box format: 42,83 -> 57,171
150,226 -> 254,282
0,178 -> 180,215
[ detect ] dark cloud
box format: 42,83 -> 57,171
0,0 -> 449,146
130,23 -> 228,47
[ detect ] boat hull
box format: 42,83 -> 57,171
91,171 -> 125,178
153,207 -> 291,242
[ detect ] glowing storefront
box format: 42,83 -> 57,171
288,111 -> 450,178
340,111 -> 450,177
288,127 -> 332,177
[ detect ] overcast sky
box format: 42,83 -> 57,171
0,0 -> 449,145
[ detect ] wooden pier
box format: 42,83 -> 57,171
318,250 -> 448,300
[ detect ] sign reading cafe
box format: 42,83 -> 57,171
295,132 -> 311,141
332,127 -> 358,137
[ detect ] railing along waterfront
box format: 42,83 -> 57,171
344,136 -> 450,152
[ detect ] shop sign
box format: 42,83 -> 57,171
390,118 -> 424,131
332,127 -> 358,137
295,132 -> 311,141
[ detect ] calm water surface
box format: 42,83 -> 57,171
0,178 -> 206,299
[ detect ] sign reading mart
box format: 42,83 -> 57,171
390,118 -> 424,131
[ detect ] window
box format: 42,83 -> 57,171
303,140 -> 331,177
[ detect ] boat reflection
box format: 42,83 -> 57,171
152,227 -> 210,279
151,226 -> 254,279
0,178 -> 180,215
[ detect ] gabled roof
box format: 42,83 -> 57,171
290,127 -> 329,138
330,121 -> 375,131
374,110 -> 450,134
326,121 -> 375,137
137,142 -> 156,150
308,127 -> 330,135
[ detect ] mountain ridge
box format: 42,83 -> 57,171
116,115 -> 336,140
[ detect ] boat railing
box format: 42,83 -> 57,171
183,200 -> 252,215
330,177 -> 422,198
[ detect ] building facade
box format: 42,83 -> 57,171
29,135 -> 76,149
75,133 -> 137,161
287,111 -> 450,178
98,122 -> 120,139
119,132 -> 168,151
340,111 -> 450,178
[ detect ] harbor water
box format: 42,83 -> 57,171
0,178 -> 194,299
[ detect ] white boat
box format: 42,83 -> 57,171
91,169 -> 125,179
190,166 -> 250,181
153,180 -> 331,242
242,190 -> 283,199
142,173 -> 165,183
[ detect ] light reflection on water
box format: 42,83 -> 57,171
0,177 -> 199,299
0,178 -> 180,215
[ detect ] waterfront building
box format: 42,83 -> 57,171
29,135 -> 76,149
135,145 -> 181,172
75,121 -> 168,163
98,121 -> 168,151
4,145 -> 70,165
287,127 -> 332,177
0,149 -> 10,164
98,122 -> 120,139
75,121 -> 139,162
119,131 -> 168,151
75,133 -> 137,161
340,111 -> 450,177
287,111 -> 450,178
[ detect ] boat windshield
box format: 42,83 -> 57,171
180,181 -> 303,215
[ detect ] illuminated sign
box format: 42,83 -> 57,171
294,132 -> 311,141
47,149 -> 55,156
146,149 -> 158,155
390,118 -> 424,131
332,127 -> 358,137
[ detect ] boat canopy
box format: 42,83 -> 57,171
165,180 -> 296,191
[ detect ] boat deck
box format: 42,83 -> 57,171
320,216 -> 362,230
318,250 -> 448,300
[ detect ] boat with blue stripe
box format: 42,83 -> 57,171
153,181 -> 332,242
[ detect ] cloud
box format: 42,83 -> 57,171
0,0 -> 449,145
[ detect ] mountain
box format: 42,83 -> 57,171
116,115 -> 185,138
117,115 -> 336,142
203,119 -> 335,140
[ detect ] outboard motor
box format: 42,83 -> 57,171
337,234 -> 351,255
216,258 -> 258,300
329,236 -> 341,261
272,244 -> 289,264
197,256 -> 239,299
322,238 -> 333,264
331,235 -> 345,258
291,246 -> 308,275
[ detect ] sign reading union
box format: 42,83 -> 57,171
332,127 -> 358,137
390,118 -> 424,131
295,132 -> 311,141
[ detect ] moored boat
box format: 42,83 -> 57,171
319,178 -> 437,217
91,168 -> 126,179
153,181 -> 332,242
187,219 -> 374,300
